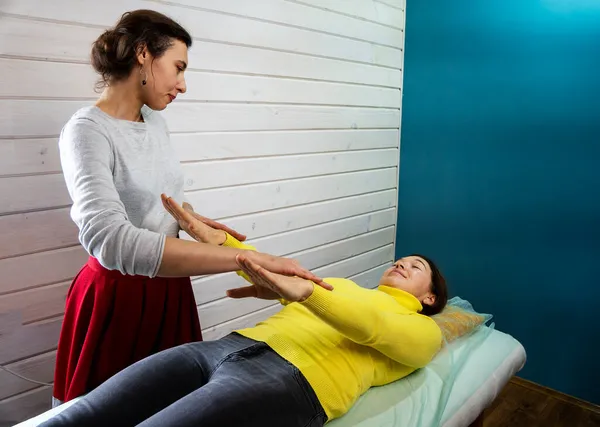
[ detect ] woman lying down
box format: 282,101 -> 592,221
41,197 -> 449,427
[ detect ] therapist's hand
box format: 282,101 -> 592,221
227,254 -> 316,302
184,204 -> 247,242
161,194 -> 245,243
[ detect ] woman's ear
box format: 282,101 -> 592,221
422,293 -> 436,308
136,44 -> 149,66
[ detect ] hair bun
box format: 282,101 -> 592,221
91,29 -> 133,89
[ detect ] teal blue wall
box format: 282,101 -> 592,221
397,1 -> 600,403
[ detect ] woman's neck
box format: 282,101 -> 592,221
96,80 -> 145,122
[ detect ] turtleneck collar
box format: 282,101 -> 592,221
377,285 -> 423,312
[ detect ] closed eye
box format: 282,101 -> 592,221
176,60 -> 188,73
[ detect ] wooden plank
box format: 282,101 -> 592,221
153,1 -> 403,68
198,243 -> 394,328
0,130 -> 398,177
202,256 -> 391,340
161,103 -> 400,134
0,351 -> 55,400
215,190 -> 396,241
0,99 -> 91,138
0,16 -> 101,63
172,129 -> 399,162
183,149 -> 398,191
0,317 -> 62,365
0,386 -> 52,426
375,0 -> 405,11
287,0 -> 405,29
0,0 -> 146,28
1,0 -> 403,69
0,174 -> 69,215
0,312 -> 21,335
0,209 -> 77,259
199,298 -> 277,331
511,377 -> 600,414
160,0 -> 404,49
0,100 -> 400,138
0,138 -> 61,176
186,168 -> 397,220
0,58 -> 401,108
248,210 -> 395,257
0,246 -> 86,295
0,16 -> 402,87
186,42 -> 402,87
194,225 -> 394,305
0,282 -> 69,325
0,59 -> 96,99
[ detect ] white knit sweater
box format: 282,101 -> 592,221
59,106 -> 184,277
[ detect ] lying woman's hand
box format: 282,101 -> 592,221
238,252 -> 333,291
161,194 -> 227,245
227,254 -> 316,302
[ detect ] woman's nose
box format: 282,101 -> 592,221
177,79 -> 187,94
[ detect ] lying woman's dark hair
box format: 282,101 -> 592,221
412,254 -> 448,316
91,9 -> 192,89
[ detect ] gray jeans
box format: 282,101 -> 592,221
40,333 -> 327,427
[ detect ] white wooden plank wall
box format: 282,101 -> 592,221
0,0 -> 406,423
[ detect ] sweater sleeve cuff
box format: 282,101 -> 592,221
150,233 -> 167,278
299,284 -> 334,314
221,232 -> 257,283
221,232 -> 257,251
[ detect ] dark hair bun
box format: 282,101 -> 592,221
91,29 -> 135,89
89,10 -> 192,90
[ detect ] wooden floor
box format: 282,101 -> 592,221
484,377 -> 600,427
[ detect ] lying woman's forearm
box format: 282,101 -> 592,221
157,236 -> 246,277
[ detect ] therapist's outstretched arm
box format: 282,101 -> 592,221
157,237 -> 242,277
159,195 -> 329,288
157,233 -> 323,284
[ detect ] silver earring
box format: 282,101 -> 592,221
140,67 -> 147,86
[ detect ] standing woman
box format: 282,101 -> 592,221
53,9 -> 326,406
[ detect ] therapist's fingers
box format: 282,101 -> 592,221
162,195 -> 185,226
204,218 -> 247,242
190,212 -> 247,242
168,197 -> 196,225
290,266 -> 332,290
161,194 -> 177,218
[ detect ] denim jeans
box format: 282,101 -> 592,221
40,333 -> 327,427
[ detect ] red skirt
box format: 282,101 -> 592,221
53,257 -> 202,402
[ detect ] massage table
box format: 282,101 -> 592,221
14,324 -> 525,427
328,326 -> 526,427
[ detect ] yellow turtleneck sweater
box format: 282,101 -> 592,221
222,234 -> 442,421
